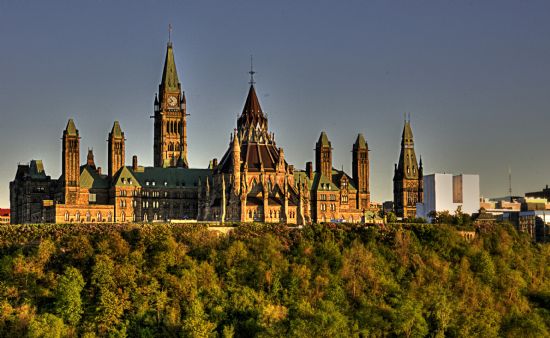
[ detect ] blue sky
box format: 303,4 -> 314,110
1,0 -> 549,207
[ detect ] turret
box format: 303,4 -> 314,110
352,133 -> 370,209
232,133 -> 241,193
62,119 -> 80,204
108,121 -> 125,177
315,131 -> 332,178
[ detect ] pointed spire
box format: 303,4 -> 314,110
353,133 -> 367,150
65,119 -> 78,136
160,42 -> 180,92
401,119 -> 414,147
317,131 -> 331,147
110,121 -> 123,138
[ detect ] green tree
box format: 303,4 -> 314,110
27,313 -> 67,338
181,300 -> 216,338
55,266 -> 85,326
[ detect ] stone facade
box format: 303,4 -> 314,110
10,40 -> 375,225
393,119 -> 424,218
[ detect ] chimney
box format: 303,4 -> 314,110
97,167 -> 102,175
132,155 -> 138,171
306,162 -> 313,179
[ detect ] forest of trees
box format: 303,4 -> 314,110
0,221 -> 549,337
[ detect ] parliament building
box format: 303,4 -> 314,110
10,40 -> 419,225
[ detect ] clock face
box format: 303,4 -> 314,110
168,96 -> 178,107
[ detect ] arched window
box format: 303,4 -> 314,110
64,212 -> 69,222
248,210 -> 252,218
97,212 -> 102,222
178,121 -> 182,135
143,213 -> 148,222
107,212 -> 112,222
154,213 -> 158,221
121,211 -> 125,222
75,211 -> 80,222
86,211 -> 91,222
132,213 -> 136,222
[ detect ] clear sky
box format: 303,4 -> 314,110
1,0 -> 549,208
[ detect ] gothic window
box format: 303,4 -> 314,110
64,212 -> 69,222
249,210 -> 252,218
144,213 -> 148,222
97,212 -> 102,222
132,213 -> 136,222
121,212 -> 125,222
407,166 -> 410,174
75,212 -> 80,222
107,212 -> 112,222
86,211 -> 91,222
154,213 -> 158,221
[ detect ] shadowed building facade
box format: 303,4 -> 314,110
393,119 -> 424,218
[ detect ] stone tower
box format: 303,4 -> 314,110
108,121 -> 125,177
315,131 -> 332,178
393,119 -> 423,218
153,41 -> 188,168
352,133 -> 370,210
62,119 -> 80,204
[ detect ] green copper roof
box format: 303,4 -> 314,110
161,43 -> 180,92
65,119 -> 78,136
113,166 -> 140,187
80,165 -> 110,189
317,131 -> 331,147
353,133 -> 367,150
110,121 -> 123,138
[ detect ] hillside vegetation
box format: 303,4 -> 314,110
0,222 -> 549,337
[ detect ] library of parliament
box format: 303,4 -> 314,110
9,41 -> 423,224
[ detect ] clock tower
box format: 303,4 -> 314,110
153,41 -> 188,168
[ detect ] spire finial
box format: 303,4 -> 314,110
404,112 -> 406,122
249,54 -> 256,86
408,112 -> 411,122
168,23 -> 172,43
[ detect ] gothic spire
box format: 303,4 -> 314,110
160,42 -> 180,92
353,133 -> 367,150
110,121 -> 123,138
397,119 -> 419,179
65,119 -> 78,136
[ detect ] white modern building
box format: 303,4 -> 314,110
416,173 -> 480,219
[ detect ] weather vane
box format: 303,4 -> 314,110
249,54 -> 255,85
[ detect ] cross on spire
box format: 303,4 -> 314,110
249,54 -> 256,86
168,24 -> 172,43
